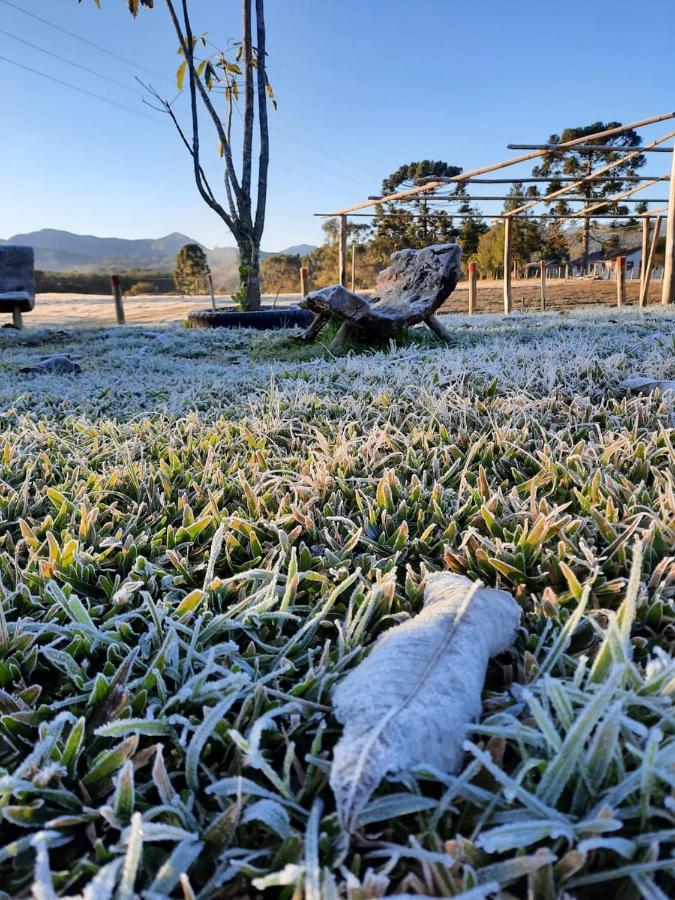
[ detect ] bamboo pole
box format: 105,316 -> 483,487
327,112 -> 675,216
508,143 -> 673,153
661,144 -> 675,304
565,175 -> 668,220
468,262 -> 477,315
338,215 -> 348,287
616,256 -> 625,307
503,217 -> 512,314
506,129 -> 675,218
540,261 -> 546,310
642,216 -> 663,306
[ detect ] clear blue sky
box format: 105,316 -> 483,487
1,0 -> 674,251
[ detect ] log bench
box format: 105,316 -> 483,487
299,243 -> 462,348
0,246 -> 35,329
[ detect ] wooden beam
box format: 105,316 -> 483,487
616,256 -> 626,307
506,129 -> 675,218
507,143 -> 672,153
565,175 -> 668,220
468,262 -> 477,315
662,144 -> 675,305
318,211 -> 665,220
503,217 -> 512,314
300,266 -> 309,296
326,112 -> 675,216
420,175 -> 671,185
338,215 -> 348,288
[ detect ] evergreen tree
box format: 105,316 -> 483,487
174,244 -> 209,294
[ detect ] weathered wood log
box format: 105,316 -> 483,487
300,243 -> 462,344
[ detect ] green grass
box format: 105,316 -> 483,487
0,309 -> 675,897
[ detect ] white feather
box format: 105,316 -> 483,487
330,574 -> 521,831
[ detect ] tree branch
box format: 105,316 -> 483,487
254,0 -> 269,242
164,0 -> 244,209
241,0 -> 254,212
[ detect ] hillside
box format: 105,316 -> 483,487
1,229 -> 317,291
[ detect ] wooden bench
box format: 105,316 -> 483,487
299,243 -> 462,348
0,245 -> 35,329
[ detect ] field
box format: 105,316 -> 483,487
1,308 -> 675,898
21,276 -> 666,329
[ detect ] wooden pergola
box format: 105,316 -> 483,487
318,112 -> 675,312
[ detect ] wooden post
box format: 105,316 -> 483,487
540,260 -> 546,310
11,307 -> 23,330
468,262 -> 477,315
110,275 -> 126,325
640,216 -> 651,299
338,214 -> 348,288
351,242 -> 356,291
300,266 -> 309,296
503,217 -> 512,314
640,215 -> 663,307
616,256 -> 625,308
661,146 -> 675,304
207,272 -> 216,312
564,263 -> 569,280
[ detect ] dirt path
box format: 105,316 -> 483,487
8,278 -> 667,329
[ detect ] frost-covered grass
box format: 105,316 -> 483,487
1,308 -> 675,898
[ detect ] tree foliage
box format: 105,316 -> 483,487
532,122 -> 645,269
174,243 -> 209,294
261,254 -> 301,294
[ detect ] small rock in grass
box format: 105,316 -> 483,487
20,355 -> 82,375
619,375 -> 675,394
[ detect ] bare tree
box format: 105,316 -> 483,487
94,0 -> 272,310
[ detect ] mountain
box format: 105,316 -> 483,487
0,229 -> 318,290
269,243 -> 317,257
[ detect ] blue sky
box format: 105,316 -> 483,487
1,0 -> 674,251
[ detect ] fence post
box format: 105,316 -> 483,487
338,214 -> 348,287
616,256 -> 625,308
540,260 -> 546,311
110,275 -> 126,325
503,216 -> 512,314
640,215 -> 663,307
300,266 -> 309,296
207,272 -> 216,311
564,263 -> 569,280
468,262 -> 477,315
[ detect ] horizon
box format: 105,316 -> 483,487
2,0 -> 674,251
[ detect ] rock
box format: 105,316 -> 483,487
619,375 -> 675,394
20,355 -> 82,375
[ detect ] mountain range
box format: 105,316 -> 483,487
0,229 -> 317,288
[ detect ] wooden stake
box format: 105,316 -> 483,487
661,143 -> 675,304
338,215 -> 348,288
540,261 -> 546,310
640,216 -> 651,299
300,266 -> 309,296
110,275 -> 126,325
207,272 -> 216,311
468,261 -> 477,315
641,215 -> 663,306
616,256 -> 625,307
503,217 -> 512,314
351,242 -> 356,291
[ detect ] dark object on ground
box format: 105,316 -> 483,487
20,355 -> 82,375
300,243 -> 462,349
619,375 -> 675,394
0,246 -> 35,330
187,306 -> 314,330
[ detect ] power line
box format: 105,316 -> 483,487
0,53 -> 166,124
0,26 -> 140,93
0,0 -> 171,83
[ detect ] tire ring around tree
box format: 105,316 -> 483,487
187,306 -> 315,330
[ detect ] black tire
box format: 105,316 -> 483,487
188,306 -> 314,330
